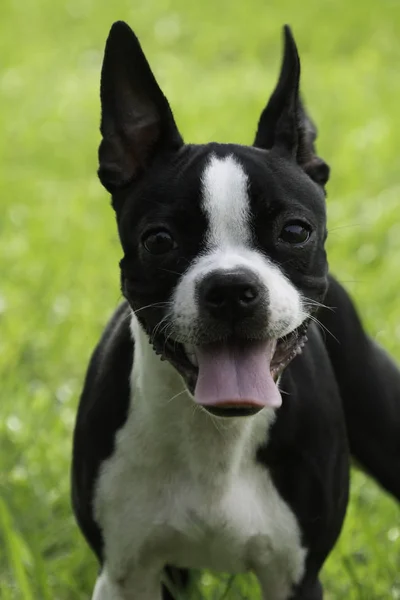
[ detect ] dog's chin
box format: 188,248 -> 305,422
150,322 -> 309,418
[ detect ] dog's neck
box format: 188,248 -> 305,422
129,313 -> 276,480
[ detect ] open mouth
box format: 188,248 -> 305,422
151,323 -> 308,417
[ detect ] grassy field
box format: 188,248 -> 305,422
1,0 -> 400,598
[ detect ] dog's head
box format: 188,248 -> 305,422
98,22 -> 329,416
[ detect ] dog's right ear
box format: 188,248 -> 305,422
98,21 -> 183,193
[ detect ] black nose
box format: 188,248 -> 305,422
198,270 -> 263,321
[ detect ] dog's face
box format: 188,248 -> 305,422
98,22 -> 330,416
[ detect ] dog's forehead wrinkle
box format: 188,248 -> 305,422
201,154 -> 252,248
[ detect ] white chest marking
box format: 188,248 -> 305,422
93,318 -> 306,598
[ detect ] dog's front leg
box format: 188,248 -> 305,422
92,565 -> 163,600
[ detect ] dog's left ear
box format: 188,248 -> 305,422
253,26 -> 330,187
98,21 -> 184,193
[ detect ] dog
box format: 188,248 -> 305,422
72,21 -> 400,600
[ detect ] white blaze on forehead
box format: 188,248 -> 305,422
201,155 -> 252,247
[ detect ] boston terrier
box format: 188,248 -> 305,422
72,21 -> 400,600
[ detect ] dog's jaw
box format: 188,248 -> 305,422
131,309 -> 307,420
147,323 -> 309,415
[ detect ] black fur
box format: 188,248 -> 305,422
72,21 -> 400,600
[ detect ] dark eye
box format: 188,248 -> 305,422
279,221 -> 311,245
142,230 -> 177,255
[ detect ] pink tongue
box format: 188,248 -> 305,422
194,340 -> 282,409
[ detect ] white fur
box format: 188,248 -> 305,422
172,155 -> 308,342
92,316 -> 307,600
91,154 -> 308,599
202,154 -> 252,247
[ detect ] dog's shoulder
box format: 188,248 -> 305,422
72,301 -> 133,561
74,300 -> 133,432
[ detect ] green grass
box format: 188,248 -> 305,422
1,0 -> 400,598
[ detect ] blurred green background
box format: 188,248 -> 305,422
1,0 -> 400,598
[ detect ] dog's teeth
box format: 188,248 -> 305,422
187,352 -> 198,367
183,343 -> 198,367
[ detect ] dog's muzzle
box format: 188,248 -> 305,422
149,266 -> 309,418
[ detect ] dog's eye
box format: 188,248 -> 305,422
142,230 -> 177,255
279,221 -> 311,245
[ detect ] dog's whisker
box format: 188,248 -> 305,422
303,298 -> 334,312
279,388 -> 291,396
133,302 -> 170,316
158,267 -> 185,277
190,402 -> 228,440
163,320 -> 176,344
165,389 -> 188,405
207,412 -> 233,437
207,413 -> 225,436
328,223 -> 362,233
121,302 -> 170,324
151,313 -> 172,341
308,314 -> 339,344
156,319 -> 177,354
190,402 -> 204,426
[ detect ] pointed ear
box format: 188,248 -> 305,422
296,101 -> 330,186
98,21 -> 184,193
253,26 -> 330,187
